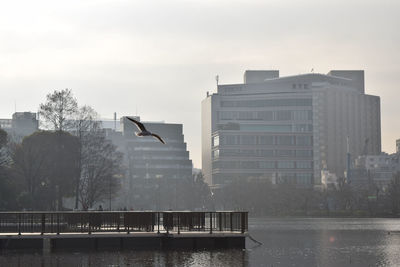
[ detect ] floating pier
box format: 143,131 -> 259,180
0,211 -> 247,251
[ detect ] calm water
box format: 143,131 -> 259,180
1,217 -> 400,267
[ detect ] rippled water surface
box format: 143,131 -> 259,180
1,217 -> 400,267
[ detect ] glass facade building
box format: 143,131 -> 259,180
202,70 -> 381,186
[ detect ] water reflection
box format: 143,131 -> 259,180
0,249 -> 248,267
2,218 -> 400,267
247,218 -> 400,267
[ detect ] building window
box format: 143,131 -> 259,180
296,161 -> 312,169
276,150 -> 295,157
296,136 -> 312,146
258,136 -> 274,145
213,136 -> 219,147
241,124 -> 292,132
277,161 -> 295,169
293,124 -> 312,132
260,161 -> 275,169
241,135 -> 256,145
277,136 -> 294,145
276,110 -> 292,121
213,150 -> 219,158
258,111 -> 274,121
220,98 -> 312,108
241,161 -> 258,169
293,110 -> 311,121
259,149 -> 274,157
222,135 -> 239,145
296,150 -> 313,157
297,173 -> 313,184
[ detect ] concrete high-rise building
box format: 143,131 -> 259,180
202,70 -> 381,186
103,116 -> 193,209
104,116 -> 193,181
120,116 -> 193,180
0,112 -> 38,139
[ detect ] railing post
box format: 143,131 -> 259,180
241,212 -> 245,234
88,213 -> 92,235
209,212 -> 213,234
166,213 -> 169,235
50,214 -> 53,233
80,213 -> 84,233
177,213 -> 180,234
56,213 -> 60,235
117,213 -> 120,232
30,214 -> 33,233
157,212 -> 160,234
41,213 -> 45,235
219,213 -> 222,232
18,213 -> 21,235
126,212 -> 130,234
230,212 -> 233,232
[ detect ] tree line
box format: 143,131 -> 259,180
212,174 -> 400,217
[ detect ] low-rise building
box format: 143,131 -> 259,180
352,148 -> 400,190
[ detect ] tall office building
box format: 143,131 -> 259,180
202,70 -> 381,186
103,116 -> 193,209
120,116 -> 193,180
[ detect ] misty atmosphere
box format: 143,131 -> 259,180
1,0 -> 400,266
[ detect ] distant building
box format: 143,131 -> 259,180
396,139 -> 400,154
353,153 -> 399,190
202,70 -> 381,186
0,112 -> 38,140
103,116 -> 193,208
119,116 -> 192,180
351,140 -> 400,190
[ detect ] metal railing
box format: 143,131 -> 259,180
0,211 -> 248,235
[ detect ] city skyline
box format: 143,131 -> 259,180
1,0 -> 400,168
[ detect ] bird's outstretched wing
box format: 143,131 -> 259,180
127,117 -> 146,131
151,133 -> 166,144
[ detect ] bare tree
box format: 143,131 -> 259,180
0,129 -> 8,167
72,105 -> 100,209
79,130 -> 123,210
0,129 -> 16,210
39,89 -> 78,132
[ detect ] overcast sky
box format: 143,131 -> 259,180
1,0 -> 399,168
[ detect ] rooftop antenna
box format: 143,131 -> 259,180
215,75 -> 219,87
346,136 -> 351,183
114,112 -> 117,131
311,68 -> 314,73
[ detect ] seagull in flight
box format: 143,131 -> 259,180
126,117 -> 166,144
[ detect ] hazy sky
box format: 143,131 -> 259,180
1,0 -> 399,168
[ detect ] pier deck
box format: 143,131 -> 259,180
0,211 -> 248,251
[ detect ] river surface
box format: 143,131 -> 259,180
1,217 -> 400,267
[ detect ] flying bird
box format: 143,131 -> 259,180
126,117 -> 166,144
